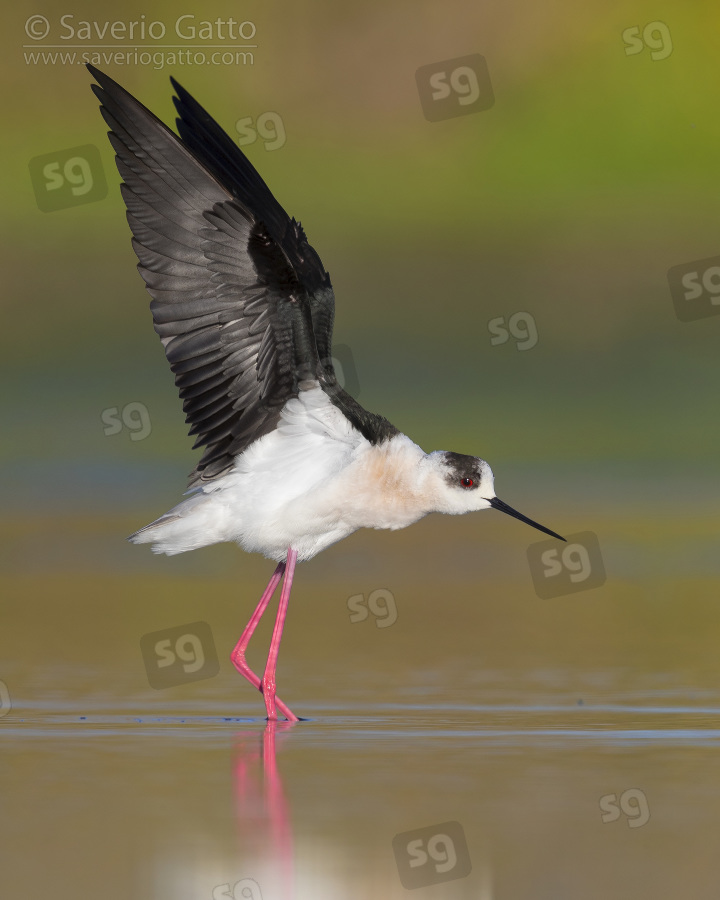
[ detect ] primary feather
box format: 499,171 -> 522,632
89,65 -> 398,490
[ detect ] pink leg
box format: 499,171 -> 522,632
262,549 -> 298,721
230,560 -> 297,721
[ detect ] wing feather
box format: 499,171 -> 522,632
89,65 -> 399,484
89,65 -> 324,486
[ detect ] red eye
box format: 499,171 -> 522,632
461,478 -> 473,488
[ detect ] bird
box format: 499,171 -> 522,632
88,65 -> 565,722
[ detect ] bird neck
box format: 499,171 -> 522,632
342,435 -> 438,529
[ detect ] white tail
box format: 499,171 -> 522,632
128,491 -> 227,555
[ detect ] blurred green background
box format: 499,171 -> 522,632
3,0 -> 719,586
2,3 -> 720,898
4,0 -> 720,484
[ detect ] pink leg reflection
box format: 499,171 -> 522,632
234,720 -> 297,899
230,552 -> 299,721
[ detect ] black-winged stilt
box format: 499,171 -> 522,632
88,66 -> 565,721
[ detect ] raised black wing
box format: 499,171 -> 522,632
169,76 -> 336,370
89,65 -> 329,486
89,66 -> 398,485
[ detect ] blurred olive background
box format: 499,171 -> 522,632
2,2 -> 720,899
4,0 -> 720,479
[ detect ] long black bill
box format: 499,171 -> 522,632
489,497 -> 566,542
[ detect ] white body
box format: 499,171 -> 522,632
132,384 -> 496,561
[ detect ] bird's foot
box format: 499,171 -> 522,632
261,674 -> 299,722
231,649 -> 298,721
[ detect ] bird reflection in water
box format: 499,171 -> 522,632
231,721 -> 298,899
